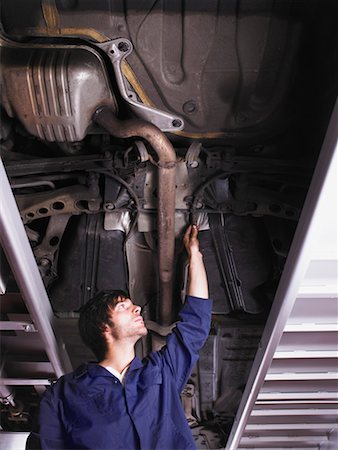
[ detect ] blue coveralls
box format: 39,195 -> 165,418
31,296 -> 212,449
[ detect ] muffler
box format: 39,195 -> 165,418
0,36 -> 117,142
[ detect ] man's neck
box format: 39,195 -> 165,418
99,342 -> 135,374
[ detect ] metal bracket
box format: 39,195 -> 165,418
0,321 -> 37,332
145,320 -> 177,337
185,141 -> 202,167
96,38 -> 185,132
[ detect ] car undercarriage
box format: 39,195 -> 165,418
0,1 -> 337,448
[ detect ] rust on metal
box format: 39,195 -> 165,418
93,107 -> 176,325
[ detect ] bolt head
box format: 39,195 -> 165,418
172,119 -> 182,128
183,100 -> 197,114
39,258 -> 50,267
118,41 -> 130,52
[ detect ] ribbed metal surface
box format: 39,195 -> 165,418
0,38 -> 117,142
26,49 -> 76,142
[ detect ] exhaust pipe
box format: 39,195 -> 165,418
94,107 -> 176,325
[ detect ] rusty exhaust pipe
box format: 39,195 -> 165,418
93,107 -> 176,325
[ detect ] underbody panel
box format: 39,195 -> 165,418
0,1 -> 337,448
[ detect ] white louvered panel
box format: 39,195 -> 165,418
250,408 -> 338,417
238,448 -> 319,450
245,423 -> 338,431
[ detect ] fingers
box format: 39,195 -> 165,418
191,224 -> 198,239
184,224 -> 198,242
184,225 -> 192,241
183,224 -> 192,244
183,224 -> 199,256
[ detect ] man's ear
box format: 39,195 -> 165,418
100,324 -> 111,336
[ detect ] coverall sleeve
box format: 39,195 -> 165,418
28,382 -> 67,450
159,295 -> 212,392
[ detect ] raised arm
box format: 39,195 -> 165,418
149,225 -> 211,392
183,225 -> 209,299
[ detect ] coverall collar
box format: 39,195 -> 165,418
74,358 -> 143,379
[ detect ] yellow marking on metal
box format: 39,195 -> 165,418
121,60 -> 156,107
172,130 -> 226,138
34,27 -> 110,43
41,0 -> 60,33
40,1 -> 109,41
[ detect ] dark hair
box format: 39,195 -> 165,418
78,290 -> 129,361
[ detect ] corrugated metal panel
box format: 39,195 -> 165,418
226,98 -> 338,449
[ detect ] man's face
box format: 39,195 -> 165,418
107,296 -> 148,341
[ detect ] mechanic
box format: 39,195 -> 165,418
28,224 -> 211,450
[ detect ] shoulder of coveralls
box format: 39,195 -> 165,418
41,364 -> 104,406
44,364 -> 89,392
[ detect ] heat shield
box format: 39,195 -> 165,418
0,37 -> 117,142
